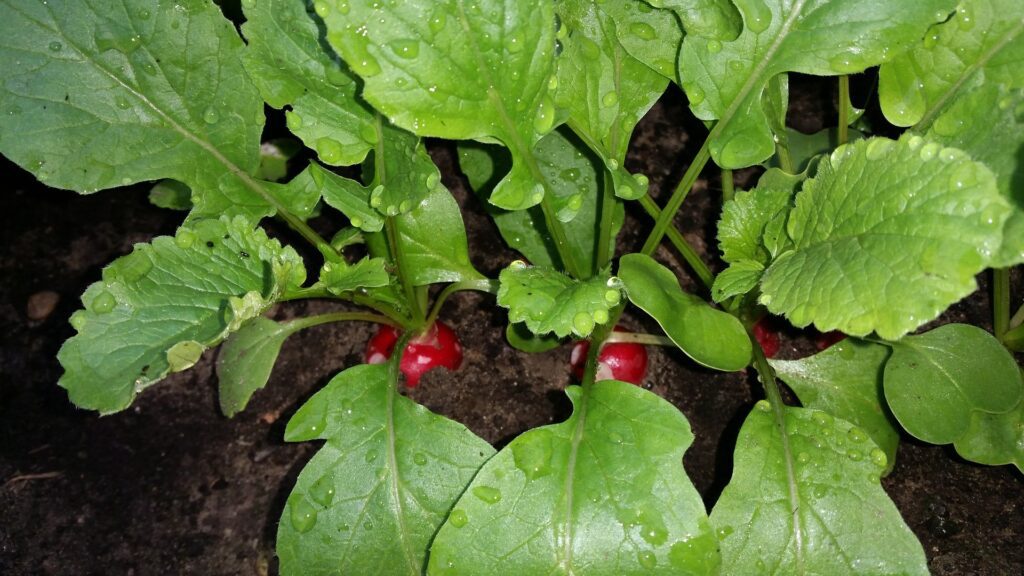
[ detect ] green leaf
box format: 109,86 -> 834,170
148,179 -> 192,211
711,260 -> 764,303
921,83 -> 1024,266
497,262 -> 621,339
0,0 -> 274,219
279,363 -> 494,575
460,131 -> 624,275
505,322 -> 562,353
678,0 -> 956,168
618,254 -> 751,371
321,0 -> 560,211
770,340 -> 899,473
261,165 -> 326,220
58,216 -> 305,414
879,0 -> 1024,128
394,184 -> 484,286
428,380 -> 719,575
555,0 -> 666,200
241,0 -> 376,167
710,403 -> 928,576
366,121 -> 445,217
718,185 -> 794,266
954,397 -> 1024,472
765,126 -> 867,174
884,323 -> 1023,445
217,317 -> 295,418
647,0 -> 742,41
311,162 -> 384,232
319,257 -> 391,295
599,0 -> 684,80
759,135 -> 1010,340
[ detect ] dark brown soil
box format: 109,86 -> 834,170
1,85 -> 1022,576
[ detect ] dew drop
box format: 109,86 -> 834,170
572,312 -> 594,336
813,485 -> 827,498
289,497 -> 318,533
48,41 -> 62,52
870,448 -> 888,468
915,142 -> 939,161
687,86 -> 706,106
428,10 -> 446,33
812,411 -> 832,427
864,138 -> 893,161
939,147 -> 960,162
365,450 -> 378,463
350,216 -> 363,228
449,508 -> 468,527
847,449 -> 864,462
547,75 -> 558,91
633,173 -> 649,187
91,290 -> 116,314
604,289 -> 620,305
325,66 -> 351,86
512,430 -> 554,480
601,91 -> 619,108
534,95 -> 556,134
630,22 -> 657,40
923,32 -> 939,49
756,399 -> 771,412
607,158 -> 620,170
728,60 -> 743,72
560,168 -> 580,181
592,309 -> 609,324
797,451 -> 810,464
337,1 -> 350,15
119,250 -> 153,283
472,485 -> 502,504
637,551 -> 657,569
115,96 -> 131,110
706,40 -> 722,53
905,135 -> 924,150
640,523 -> 668,546
389,38 -> 420,59
716,525 -> 734,540
847,427 -> 867,443
310,474 -> 336,507
956,6 -> 975,30
745,2 -> 773,33
507,30 -> 525,53
413,452 -> 428,466
313,0 -> 330,17
202,107 -> 219,124
286,111 -> 304,130
316,137 -> 344,164
175,229 -> 196,249
69,310 -> 88,331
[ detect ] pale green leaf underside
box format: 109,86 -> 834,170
648,0 -> 742,41
771,340 -> 899,473
497,263 -> 620,338
759,135 -> 1009,340
711,403 -> 928,576
241,0 -> 375,167
460,130 -> 624,275
921,83 -> 1024,266
884,323 -> 1023,445
395,184 -> 484,286
879,0 -> 1024,128
679,0 -> 956,168
217,317 -> 294,417
618,254 -> 751,371
428,381 -> 719,576
0,0 -> 270,218
555,0 -> 664,200
279,364 -> 494,576
954,397 -> 1024,472
321,0 -> 559,211
58,216 -> 304,414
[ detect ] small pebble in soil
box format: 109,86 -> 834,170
26,290 -> 60,321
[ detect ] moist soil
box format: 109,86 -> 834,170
1,82 -> 1022,576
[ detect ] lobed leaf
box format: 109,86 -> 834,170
279,364 -> 494,575
460,130 -> 624,275
711,403 -> 928,575
883,323 -> 1023,445
428,380 -> 719,575
879,0 -> 1024,128
217,317 -> 294,418
394,183 -> 484,286
311,162 -> 385,232
497,262 -> 621,339
771,340 -> 899,473
921,83 -> 1024,266
678,0 -> 956,168
555,0 -> 666,200
319,257 -> 391,295
618,254 -> 751,371
241,0 -> 376,167
59,216 -> 305,414
759,135 -> 1010,340
0,0 -> 271,219
320,0 -> 560,211
717,185 -> 794,266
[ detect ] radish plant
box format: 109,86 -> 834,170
2,0 -> 1022,574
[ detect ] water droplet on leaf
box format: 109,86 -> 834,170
472,485 -> 502,504
91,290 -> 116,314
289,496 -> 318,533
